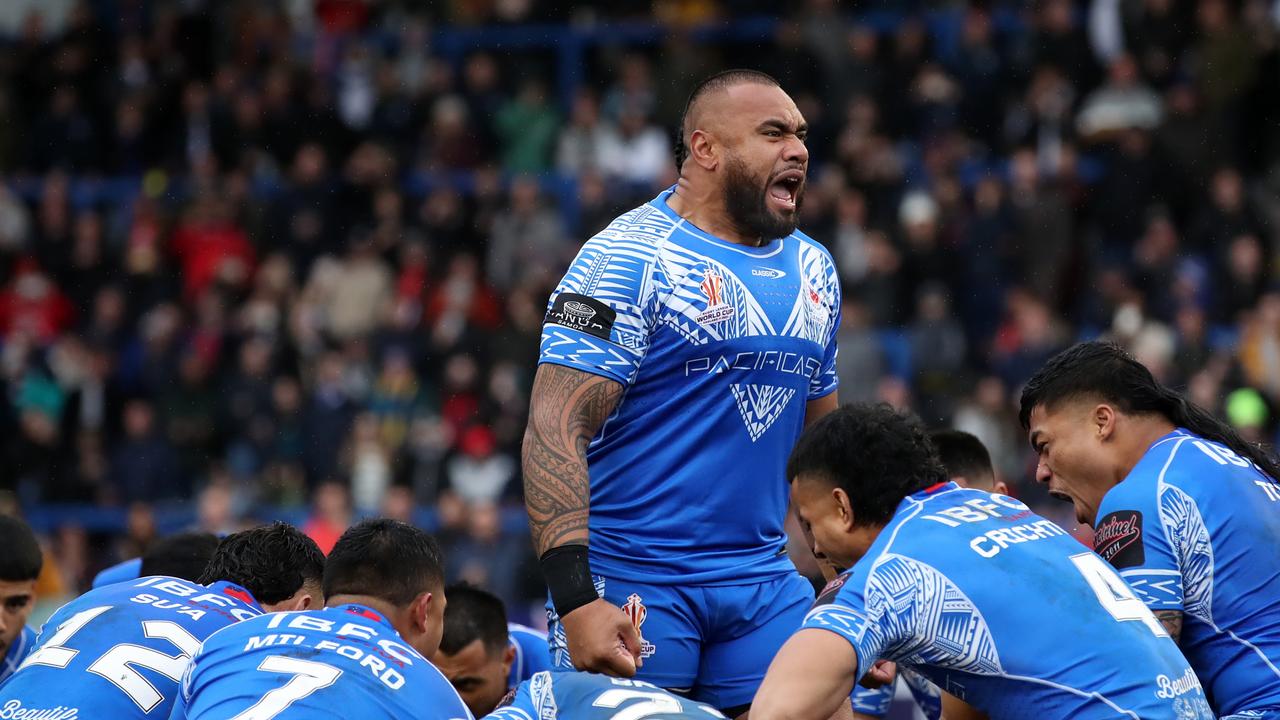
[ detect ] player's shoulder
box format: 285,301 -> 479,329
789,228 -> 836,265
588,201 -> 680,253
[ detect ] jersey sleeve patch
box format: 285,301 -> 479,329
814,572 -> 852,608
545,293 -> 617,341
1093,510 -> 1145,568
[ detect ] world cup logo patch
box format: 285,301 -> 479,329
621,593 -> 657,658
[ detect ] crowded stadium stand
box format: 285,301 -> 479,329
1,0 -> 1278,642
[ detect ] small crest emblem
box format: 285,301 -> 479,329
621,593 -> 657,658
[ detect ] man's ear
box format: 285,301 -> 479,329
1093,403 -> 1117,441
688,129 -> 718,171
993,480 -> 1010,496
832,487 -> 855,530
411,591 -> 434,634
501,642 -> 516,674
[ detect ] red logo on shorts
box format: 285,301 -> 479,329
621,593 -> 656,658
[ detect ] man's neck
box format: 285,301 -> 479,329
1114,414 -> 1179,485
667,178 -> 762,247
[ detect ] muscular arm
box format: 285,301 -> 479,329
522,363 -> 624,555
753,629 -> 859,720
1155,610 -> 1183,643
806,393 -> 839,428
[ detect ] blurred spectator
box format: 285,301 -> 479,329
495,80 -> 560,174
447,500 -> 523,609
486,179 -> 572,292
109,398 -> 181,503
446,425 -> 516,504
1076,54 -> 1163,138
556,90 -> 619,176
303,480 -> 352,555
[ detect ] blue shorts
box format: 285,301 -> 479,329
546,571 -> 813,709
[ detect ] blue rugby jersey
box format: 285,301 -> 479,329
539,187 -> 840,585
802,484 -> 1213,719
507,623 -> 551,690
487,671 -> 725,720
170,604 -> 473,720
1094,429 -> 1280,716
0,576 -> 260,717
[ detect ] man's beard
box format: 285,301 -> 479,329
722,153 -> 801,243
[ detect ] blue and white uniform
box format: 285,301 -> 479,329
487,671 -> 725,720
0,576 -> 260,718
541,188 -> 840,707
507,623 -> 552,690
802,483 -> 1213,719
1094,429 -> 1280,719
0,625 -> 35,685
170,604 -> 473,720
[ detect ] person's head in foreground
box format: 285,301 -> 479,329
434,584 -> 515,716
673,69 -> 809,245
0,516 -> 41,660
1019,340 -> 1280,526
197,521 -> 325,612
787,402 -> 946,570
930,428 -> 1008,495
322,518 -> 448,660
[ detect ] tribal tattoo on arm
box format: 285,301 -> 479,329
522,363 -> 624,556
1155,610 -> 1183,643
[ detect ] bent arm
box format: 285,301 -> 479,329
522,363 -> 624,555
753,629 -> 859,720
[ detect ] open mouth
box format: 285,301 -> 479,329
1047,490 -> 1073,504
768,170 -> 804,211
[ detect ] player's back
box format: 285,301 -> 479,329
173,603 -> 472,720
506,623 -> 551,688
0,576 -> 260,718
810,483 -> 1213,719
486,671 -> 726,720
1097,429 -> 1280,714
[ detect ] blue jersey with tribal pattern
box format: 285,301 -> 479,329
486,671 -> 725,720
170,604 -> 473,720
1094,428 -> 1280,717
801,483 -> 1212,720
507,623 -> 551,690
0,625 -> 35,685
0,576 -> 261,718
539,188 -> 840,584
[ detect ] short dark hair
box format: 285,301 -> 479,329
787,403 -> 947,526
930,430 -> 996,490
675,69 -> 781,169
197,522 -> 325,605
1019,341 -> 1280,481
324,519 -> 444,607
439,584 -> 509,656
0,516 -> 42,582
139,531 -> 219,582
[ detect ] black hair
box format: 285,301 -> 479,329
1019,341 -> 1280,481
0,516 -> 42,582
197,522 -> 325,605
787,403 -> 947,526
930,429 -> 996,490
675,69 -> 781,170
439,583 -> 510,656
139,531 -> 219,582
323,519 -> 445,607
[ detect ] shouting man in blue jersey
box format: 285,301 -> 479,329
523,68 -> 840,715
754,403 -> 1212,720
1021,341 -> 1280,719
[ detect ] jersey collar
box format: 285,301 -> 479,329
648,186 -> 787,257
907,480 -> 960,502
207,580 -> 264,613
337,603 -> 395,630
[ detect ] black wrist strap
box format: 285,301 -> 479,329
540,544 -> 598,617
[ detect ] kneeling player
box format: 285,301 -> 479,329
436,584 -> 553,716
754,404 -> 1213,720
0,523 -> 323,717
0,516 -> 42,684
488,671 -> 727,720
171,519 -> 472,719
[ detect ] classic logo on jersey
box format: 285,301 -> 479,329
546,293 -> 616,341
813,572 -> 851,608
1094,510 -> 1145,568
752,267 -> 786,279
621,594 -> 656,658
0,700 -> 79,720
695,269 -> 736,325
730,383 -> 797,441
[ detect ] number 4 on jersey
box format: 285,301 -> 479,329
1071,553 -> 1168,638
